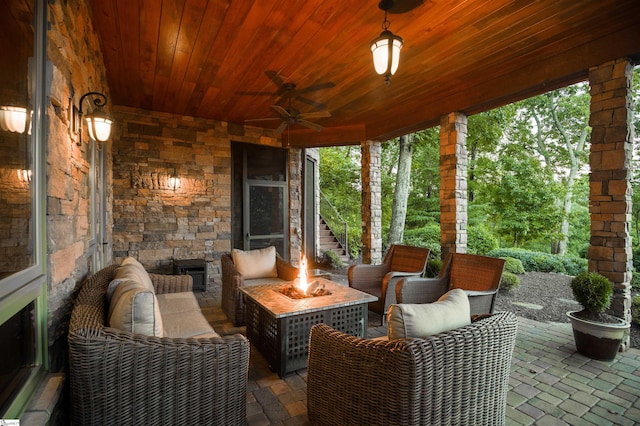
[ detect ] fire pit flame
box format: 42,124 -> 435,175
279,255 -> 332,299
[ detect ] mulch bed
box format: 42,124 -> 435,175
494,271 -> 640,349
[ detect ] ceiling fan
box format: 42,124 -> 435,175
239,70 -> 335,110
245,82 -> 331,133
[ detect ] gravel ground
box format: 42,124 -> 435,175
494,271 -> 640,349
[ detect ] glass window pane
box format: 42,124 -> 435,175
0,0 -> 35,279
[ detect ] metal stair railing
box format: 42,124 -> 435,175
319,190 -> 348,258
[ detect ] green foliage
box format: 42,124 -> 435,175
631,272 -> 640,291
502,257 -> 525,275
403,223 -> 441,258
320,250 -> 345,269
570,272 -> 613,313
632,295 -> 640,326
487,248 -> 586,275
425,257 -> 443,278
481,155 -> 563,247
561,256 -> 588,277
500,271 -> 520,292
467,225 -> 499,255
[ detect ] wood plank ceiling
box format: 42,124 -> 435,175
89,0 -> 640,147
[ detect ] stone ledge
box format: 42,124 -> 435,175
20,373 -> 65,426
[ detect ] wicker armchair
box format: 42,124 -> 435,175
307,311 -> 518,426
221,252 -> 299,326
348,244 -> 430,323
68,264 -> 249,426
397,252 -> 506,316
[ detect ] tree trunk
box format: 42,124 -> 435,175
388,134 -> 413,246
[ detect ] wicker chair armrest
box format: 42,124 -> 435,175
464,288 -> 498,297
150,273 -> 193,294
276,256 -> 299,281
347,263 -> 390,293
395,275 -> 449,304
69,320 -> 249,425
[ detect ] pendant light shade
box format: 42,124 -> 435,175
370,30 -> 403,77
370,0 -> 403,84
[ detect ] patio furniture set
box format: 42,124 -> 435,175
68,244 -> 514,425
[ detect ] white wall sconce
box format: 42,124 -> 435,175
17,169 -> 32,183
168,170 -> 181,191
76,92 -> 112,145
0,106 -> 29,134
370,0 -> 404,85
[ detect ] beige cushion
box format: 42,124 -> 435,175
162,311 -> 218,338
108,279 -> 164,337
231,246 -> 278,280
387,289 -> 470,340
107,257 -> 155,302
156,292 -> 202,315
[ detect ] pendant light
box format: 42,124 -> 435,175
370,0 -> 404,85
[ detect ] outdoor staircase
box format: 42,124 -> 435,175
319,217 -> 350,264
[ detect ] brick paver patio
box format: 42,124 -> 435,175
198,291 -> 640,425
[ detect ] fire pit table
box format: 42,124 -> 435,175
239,278 -> 377,377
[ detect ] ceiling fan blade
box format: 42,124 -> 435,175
245,117 -> 281,122
236,90 -> 278,96
295,96 -> 327,110
265,70 -> 285,89
271,105 -> 291,117
298,111 -> 331,120
298,120 -> 324,132
298,81 -> 335,94
276,122 -> 288,134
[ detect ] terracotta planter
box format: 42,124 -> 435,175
566,311 -> 630,361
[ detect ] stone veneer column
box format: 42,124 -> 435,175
288,147 -> 303,265
588,58 -> 634,346
439,112 -> 468,258
361,141 -> 383,264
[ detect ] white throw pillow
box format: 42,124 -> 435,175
108,279 -> 164,337
387,288 -> 471,339
231,246 -> 278,280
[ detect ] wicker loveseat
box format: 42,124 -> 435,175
307,311 -> 518,426
68,262 -> 249,426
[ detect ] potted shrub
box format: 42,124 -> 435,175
566,272 -> 630,361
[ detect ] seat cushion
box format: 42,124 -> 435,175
162,311 -> 219,338
231,246 -> 278,280
156,292 -> 202,315
108,279 -> 164,337
387,288 -> 470,339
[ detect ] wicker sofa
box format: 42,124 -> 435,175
68,262 -> 249,426
307,311 -> 518,426
221,248 -> 299,326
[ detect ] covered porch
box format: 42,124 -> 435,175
2,0 -> 640,422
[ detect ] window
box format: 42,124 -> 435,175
0,0 -> 47,417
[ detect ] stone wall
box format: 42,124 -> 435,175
47,0 -> 112,371
111,107 -> 297,300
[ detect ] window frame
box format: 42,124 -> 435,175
0,0 -> 48,417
